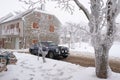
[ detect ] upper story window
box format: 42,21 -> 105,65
32,39 -> 38,44
32,22 -> 39,29
49,24 -> 54,32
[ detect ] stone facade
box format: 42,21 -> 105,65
24,11 -> 60,46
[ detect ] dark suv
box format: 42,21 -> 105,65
29,41 -> 69,59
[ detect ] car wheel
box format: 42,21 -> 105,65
62,55 -> 68,58
33,50 -> 38,55
29,49 -> 32,53
48,52 -> 54,59
31,50 -> 34,55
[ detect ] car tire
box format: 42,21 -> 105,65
62,55 -> 68,58
30,50 -> 33,54
29,49 -> 32,53
47,52 -> 54,59
33,50 -> 38,55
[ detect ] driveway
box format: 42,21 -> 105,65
62,54 -> 120,73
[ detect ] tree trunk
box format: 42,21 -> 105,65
42,52 -> 46,63
95,44 -> 109,78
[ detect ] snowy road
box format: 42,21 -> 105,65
62,54 -> 120,73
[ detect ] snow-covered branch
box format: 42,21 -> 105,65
19,0 -> 44,9
52,0 -> 75,14
74,0 -> 90,20
78,26 -> 90,35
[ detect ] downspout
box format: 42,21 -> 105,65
22,17 -> 26,49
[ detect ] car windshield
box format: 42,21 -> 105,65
41,42 -> 57,47
48,42 -> 57,46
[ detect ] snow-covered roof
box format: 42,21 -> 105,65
0,9 -> 34,24
0,13 -> 14,23
0,8 -> 61,24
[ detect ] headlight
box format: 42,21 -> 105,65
62,50 -> 64,53
65,50 -> 68,53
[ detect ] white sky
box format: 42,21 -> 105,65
0,0 -> 89,24
0,0 -> 23,17
0,0 -> 119,24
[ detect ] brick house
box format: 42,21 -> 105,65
0,8 -> 61,49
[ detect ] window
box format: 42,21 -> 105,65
49,24 -> 54,32
32,22 -> 39,29
32,39 -> 38,44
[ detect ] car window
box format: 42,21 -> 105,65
48,42 -> 57,46
41,42 -> 48,46
41,42 -> 57,47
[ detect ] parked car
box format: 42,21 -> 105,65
29,41 -> 69,59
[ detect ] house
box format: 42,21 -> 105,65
0,8 -> 61,49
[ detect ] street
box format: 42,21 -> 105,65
62,55 -> 120,73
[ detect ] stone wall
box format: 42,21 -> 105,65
24,11 -> 60,47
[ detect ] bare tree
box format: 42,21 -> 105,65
56,0 -> 120,78
19,0 -> 42,9
19,0 -> 120,78
92,0 -> 120,78
66,22 -> 76,48
64,22 -> 89,48
61,23 -> 79,48
60,25 -> 68,44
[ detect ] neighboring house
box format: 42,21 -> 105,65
0,8 -> 61,49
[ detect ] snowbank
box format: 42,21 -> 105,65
0,52 -> 120,80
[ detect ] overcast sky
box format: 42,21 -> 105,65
0,0 -> 119,24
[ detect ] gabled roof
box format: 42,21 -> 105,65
0,8 -> 61,25
0,9 -> 34,24
0,13 -> 14,23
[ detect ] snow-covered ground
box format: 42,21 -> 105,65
0,52 -> 120,80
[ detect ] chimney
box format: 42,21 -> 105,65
41,4 -> 45,11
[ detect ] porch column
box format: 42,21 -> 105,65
15,37 -> 19,49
